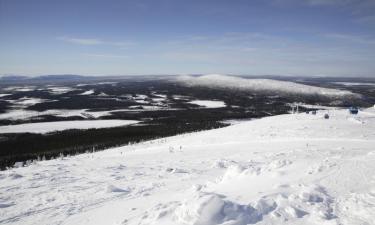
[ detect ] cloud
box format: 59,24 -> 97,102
273,0 -> 361,7
58,36 -> 135,47
82,53 -> 129,59
58,37 -> 103,45
272,0 -> 375,26
324,33 -> 375,45
303,0 -> 355,6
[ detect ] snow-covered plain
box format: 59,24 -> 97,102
0,109 -> 109,120
333,82 -> 375,86
0,120 -> 139,134
1,108 -> 375,225
189,100 -> 226,108
175,74 -> 359,98
5,97 -> 56,109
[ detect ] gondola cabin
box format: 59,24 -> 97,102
349,107 -> 359,115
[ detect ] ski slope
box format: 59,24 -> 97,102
1,108 -> 375,225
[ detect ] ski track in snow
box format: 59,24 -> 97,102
1,108 -> 375,225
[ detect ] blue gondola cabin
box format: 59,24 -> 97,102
349,107 -> 359,115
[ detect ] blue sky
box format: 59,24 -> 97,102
0,0 -> 375,76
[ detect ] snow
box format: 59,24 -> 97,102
80,90 -> 95,95
0,107 -> 179,121
3,86 -> 36,92
5,97 -> 55,108
0,94 -> 11,98
47,87 -> 75,94
189,100 -> 226,108
173,95 -> 190,100
175,74 -> 359,98
0,120 -> 139,134
1,108 -> 375,225
0,109 -> 106,120
333,82 -> 375,86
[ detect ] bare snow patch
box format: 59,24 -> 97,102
47,87 -> 75,94
333,82 -> 375,86
189,100 -> 226,108
79,90 -> 95,95
6,97 -> 56,108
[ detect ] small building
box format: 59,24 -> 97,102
324,113 -> 329,119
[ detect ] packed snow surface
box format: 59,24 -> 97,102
176,74 -> 358,98
189,100 -> 226,108
1,108 -> 375,225
0,120 -> 139,134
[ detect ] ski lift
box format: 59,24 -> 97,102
324,113 -> 329,119
349,107 -> 359,115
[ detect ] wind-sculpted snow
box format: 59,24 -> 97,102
1,108 -> 375,225
175,74 -> 359,98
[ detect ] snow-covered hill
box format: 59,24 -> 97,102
1,108 -> 375,225
175,74 -> 359,98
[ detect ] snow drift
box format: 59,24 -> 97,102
174,74 -> 359,98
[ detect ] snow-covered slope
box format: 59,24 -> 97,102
175,74 -> 359,98
0,120 -> 139,134
1,108 -> 375,225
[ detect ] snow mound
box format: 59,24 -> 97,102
106,184 -> 130,193
174,191 -> 275,225
139,191 -> 277,225
175,74 -> 359,98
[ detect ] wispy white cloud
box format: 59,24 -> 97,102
151,31 -> 375,76
58,36 -> 135,47
82,53 -> 129,59
273,0 -> 361,7
324,33 -> 375,45
58,37 -> 103,45
272,0 -> 375,26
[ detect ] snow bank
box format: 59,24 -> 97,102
0,119 -> 139,133
174,191 -> 272,225
175,74 -> 358,98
